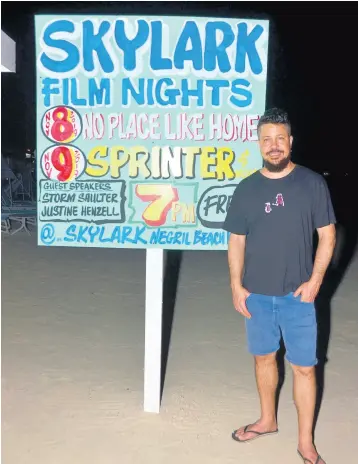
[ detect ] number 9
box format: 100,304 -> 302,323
51,146 -> 74,182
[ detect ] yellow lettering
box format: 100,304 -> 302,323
200,147 -> 217,180
182,147 -> 201,178
237,149 -> 250,167
85,146 -> 109,177
109,146 -> 129,178
135,184 -> 178,227
182,203 -> 195,223
171,202 -> 182,222
129,146 -> 150,178
151,146 -> 161,178
216,147 -> 235,180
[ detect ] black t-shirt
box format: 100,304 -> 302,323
223,165 -> 336,296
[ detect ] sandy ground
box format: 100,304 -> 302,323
2,232 -> 358,463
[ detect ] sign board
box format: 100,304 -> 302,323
35,16 -> 269,250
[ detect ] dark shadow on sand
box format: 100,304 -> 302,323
160,250 -> 183,403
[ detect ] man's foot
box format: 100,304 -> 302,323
297,444 -> 326,464
232,419 -> 278,443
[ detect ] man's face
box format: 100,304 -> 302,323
258,123 -> 293,172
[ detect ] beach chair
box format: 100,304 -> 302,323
1,212 -> 11,234
1,202 -> 37,235
2,154 -> 35,201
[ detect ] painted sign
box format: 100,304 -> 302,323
35,16 -> 269,249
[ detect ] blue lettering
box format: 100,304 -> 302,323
40,20 -> 79,73
194,230 -> 202,245
64,225 -> 149,244
230,79 -> 252,108
150,21 -> 172,70
134,227 -> 147,245
150,230 -> 159,244
204,22 -> 235,72
115,19 -> 149,71
111,226 -> 122,243
181,79 -> 204,107
98,227 -> 113,242
149,229 -> 192,245
122,226 -> 135,243
64,224 -> 77,242
70,78 -> 86,106
88,226 -> 101,243
83,20 -> 113,73
88,78 -> 111,106
42,78 -> 60,107
174,21 -> 202,70
173,232 -> 183,245
206,80 -> 229,106
120,77 -> 254,108
147,79 -> 155,105
77,226 -> 89,243
122,78 -> 145,106
158,231 -> 168,245
194,230 -> 226,246
156,78 -> 180,106
235,23 -> 263,75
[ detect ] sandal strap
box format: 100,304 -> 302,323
298,449 -> 323,464
304,454 -> 322,464
243,424 -> 261,435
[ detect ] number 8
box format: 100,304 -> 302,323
51,107 -> 74,142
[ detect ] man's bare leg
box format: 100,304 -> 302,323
293,365 -> 325,463
234,352 -> 278,440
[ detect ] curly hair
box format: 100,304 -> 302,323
257,108 -> 291,136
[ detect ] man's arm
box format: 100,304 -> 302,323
228,233 -> 251,318
294,224 -> 336,302
228,233 -> 246,290
311,223 -> 336,285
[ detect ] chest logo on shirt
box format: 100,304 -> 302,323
265,193 -> 285,213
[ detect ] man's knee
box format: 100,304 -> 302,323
291,364 -> 315,379
254,352 -> 277,366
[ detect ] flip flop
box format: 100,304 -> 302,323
297,449 -> 324,464
232,424 -> 279,443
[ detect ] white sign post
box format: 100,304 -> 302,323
144,249 -> 164,413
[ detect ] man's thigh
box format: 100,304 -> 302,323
245,293 -> 281,356
278,293 -> 317,367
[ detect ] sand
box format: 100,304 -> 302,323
2,231 -> 358,463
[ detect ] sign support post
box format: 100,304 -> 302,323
144,248 -> 164,413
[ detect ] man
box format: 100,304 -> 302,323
223,108 -> 336,464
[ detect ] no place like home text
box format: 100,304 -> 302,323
82,112 -> 260,142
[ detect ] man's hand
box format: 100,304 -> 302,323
232,286 -> 252,318
294,278 -> 321,303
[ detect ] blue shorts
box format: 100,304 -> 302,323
245,292 -> 317,367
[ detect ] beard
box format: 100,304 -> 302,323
263,152 -> 291,172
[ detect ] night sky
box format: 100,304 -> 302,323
2,1 -> 358,175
